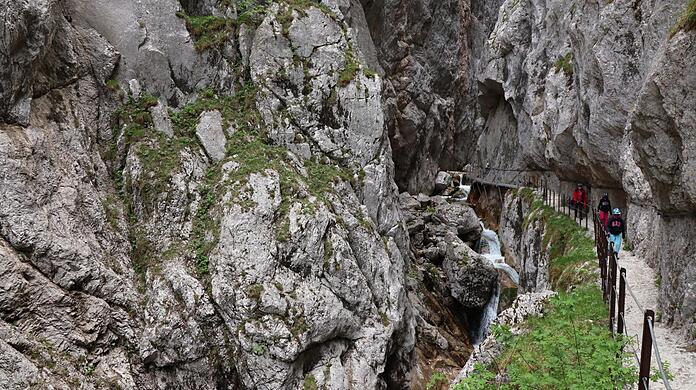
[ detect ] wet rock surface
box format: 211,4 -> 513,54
398,191 -> 500,385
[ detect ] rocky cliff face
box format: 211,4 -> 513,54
360,0 -> 505,193
0,0 -> 418,388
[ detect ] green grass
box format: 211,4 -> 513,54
338,47 -> 360,87
553,52 -> 574,76
455,287 -> 636,389
176,11 -> 234,51
671,0 -> 696,37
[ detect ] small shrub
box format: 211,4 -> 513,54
426,371 -> 448,390
553,52 -> 574,76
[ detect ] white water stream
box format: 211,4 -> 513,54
474,225 -> 520,344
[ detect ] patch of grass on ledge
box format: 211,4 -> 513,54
454,286 -> 636,389
670,0 -> 696,37
176,11 -> 234,51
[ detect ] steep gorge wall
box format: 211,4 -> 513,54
0,0 -> 420,388
360,0 -> 505,193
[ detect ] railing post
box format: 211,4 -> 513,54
638,310 -> 655,390
618,268 -> 626,335
609,251 -> 617,334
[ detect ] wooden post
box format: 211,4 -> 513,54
618,268 -> 627,335
609,251 -> 618,334
638,310 -> 655,390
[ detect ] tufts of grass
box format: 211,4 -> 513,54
553,52 -> 574,76
302,374 -> 318,390
338,47 -> 360,88
236,0 -> 268,27
670,0 -> 696,37
176,11 -> 234,52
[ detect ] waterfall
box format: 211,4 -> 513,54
474,225 -> 520,344
474,282 -> 500,344
480,228 -> 520,285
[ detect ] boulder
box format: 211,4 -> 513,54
442,234 -> 498,308
150,101 -> 174,137
195,110 -> 227,163
434,171 -> 453,193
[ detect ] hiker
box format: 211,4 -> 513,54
598,193 -> 612,227
571,184 -> 587,210
571,183 -> 588,220
607,208 -> 626,255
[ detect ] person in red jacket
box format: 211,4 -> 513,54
597,193 -> 612,227
571,184 -> 587,208
571,184 -> 587,219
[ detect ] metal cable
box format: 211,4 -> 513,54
621,273 -> 646,313
648,318 -> 673,390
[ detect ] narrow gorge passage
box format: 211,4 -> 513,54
2,0 -> 695,388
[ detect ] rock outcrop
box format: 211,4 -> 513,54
0,0 -> 421,388
398,192 -> 499,386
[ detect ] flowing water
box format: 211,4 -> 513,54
474,226 -> 520,344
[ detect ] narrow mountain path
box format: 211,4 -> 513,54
547,190 -> 696,389
617,250 -> 696,390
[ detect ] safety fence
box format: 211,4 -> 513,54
465,170 -> 672,389
593,212 -> 672,390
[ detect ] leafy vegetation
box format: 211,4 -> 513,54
554,52 -> 574,76
176,11 -> 234,51
426,371 -> 448,390
671,0 -> 696,37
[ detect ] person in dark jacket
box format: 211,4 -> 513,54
607,208 -> 626,255
598,193 -> 612,227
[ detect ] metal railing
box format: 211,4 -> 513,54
594,208 -> 673,390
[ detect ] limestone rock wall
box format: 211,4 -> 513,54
0,0 -> 420,388
360,0 -> 505,193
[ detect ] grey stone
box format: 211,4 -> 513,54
150,101 -> 174,137
195,110 -> 227,163
434,171 -> 453,193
